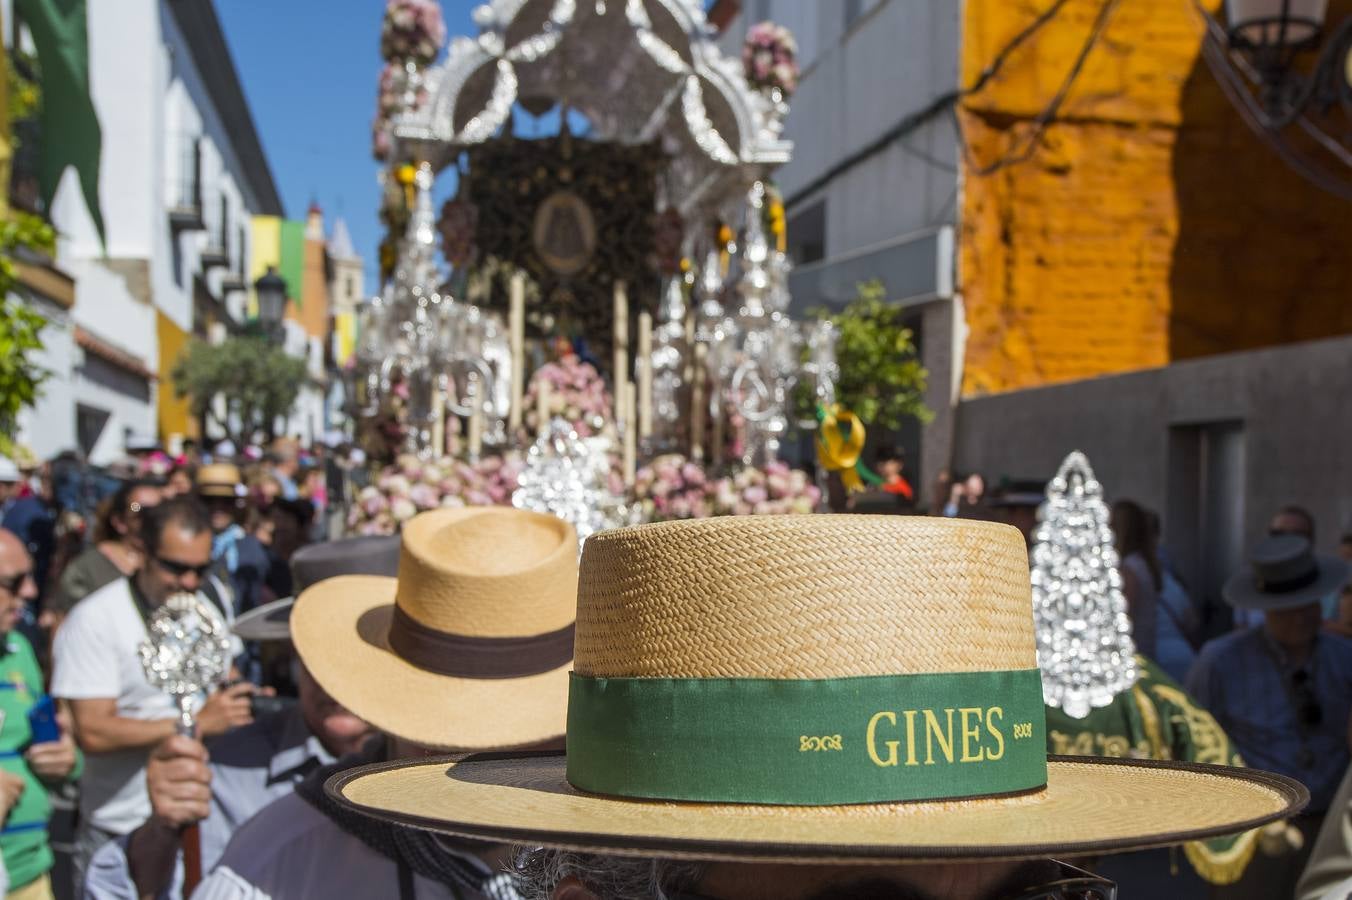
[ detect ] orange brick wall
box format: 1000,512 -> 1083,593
958,0 -> 1352,397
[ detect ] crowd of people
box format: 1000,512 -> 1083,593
0,435 -> 1344,899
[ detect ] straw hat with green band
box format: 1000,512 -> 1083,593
330,515 -> 1306,863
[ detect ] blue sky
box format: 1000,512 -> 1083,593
216,1 -> 480,287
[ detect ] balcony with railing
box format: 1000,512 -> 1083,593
199,193 -> 230,273
168,134 -> 205,231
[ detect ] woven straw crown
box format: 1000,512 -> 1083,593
575,515 -> 1036,679
395,506 -> 577,638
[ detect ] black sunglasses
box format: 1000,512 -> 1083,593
0,570 -> 33,594
152,555 -> 213,580
667,861 -> 1115,900
1291,668 -> 1324,728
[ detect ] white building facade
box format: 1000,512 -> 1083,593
8,0 -> 283,465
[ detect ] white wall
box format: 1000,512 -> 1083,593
64,258 -> 158,372
14,299 -> 77,460
50,0 -> 160,259
159,1 -> 264,333
75,372 -> 158,467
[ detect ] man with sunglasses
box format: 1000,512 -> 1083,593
50,497 -> 264,892
0,528 -> 80,899
1187,533 -> 1352,898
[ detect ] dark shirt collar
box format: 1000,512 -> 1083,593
267,706 -> 334,784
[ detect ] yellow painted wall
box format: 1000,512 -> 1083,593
250,216 -> 282,320
958,0 -> 1352,397
156,310 -> 194,440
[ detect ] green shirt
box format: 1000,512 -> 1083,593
0,631 -> 74,889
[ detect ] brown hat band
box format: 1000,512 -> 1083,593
388,605 -> 575,679
1255,566 -> 1320,594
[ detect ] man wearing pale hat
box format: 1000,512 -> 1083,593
331,516 -> 1306,900
81,535 -> 398,900
197,464 -> 268,624
0,455 -> 23,518
194,506 -> 577,899
1187,533 -> 1352,898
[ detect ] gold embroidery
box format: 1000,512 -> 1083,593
1131,684 -> 1171,760
799,735 -> 843,752
1150,683 -> 1233,766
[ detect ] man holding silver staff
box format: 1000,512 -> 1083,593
80,536 -> 393,900
51,498 -> 266,892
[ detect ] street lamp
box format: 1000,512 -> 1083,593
1226,0 -> 1328,54
254,266 -> 287,344
1204,0 -> 1352,199
1222,0 -> 1347,122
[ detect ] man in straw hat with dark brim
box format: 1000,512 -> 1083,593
330,516 -> 1306,900
194,506 -> 578,900
81,535 -> 398,900
1187,532 -> 1352,900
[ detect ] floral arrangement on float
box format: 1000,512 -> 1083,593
372,0 -> 444,161
348,450 -> 822,536
380,0 -> 445,67
634,454 -> 821,521
742,21 -> 799,98
522,354 -> 614,440
348,454 -> 526,534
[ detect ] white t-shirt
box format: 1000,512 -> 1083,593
51,577 -> 179,834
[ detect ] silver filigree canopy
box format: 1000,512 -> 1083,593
1032,451 -> 1139,719
393,0 -> 790,220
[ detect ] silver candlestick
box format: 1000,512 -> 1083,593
137,592 -> 233,736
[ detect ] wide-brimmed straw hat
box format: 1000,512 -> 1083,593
233,535 -> 401,642
294,506 -> 577,752
1223,533 -> 1349,612
196,463 -> 245,499
330,515 -> 1305,864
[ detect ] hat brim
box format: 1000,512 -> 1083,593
1223,555 -> 1349,611
329,751 -> 1305,864
292,575 -> 569,752
232,597 -> 295,642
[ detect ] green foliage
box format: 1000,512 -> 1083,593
801,280 -> 931,430
0,212 -> 56,457
7,49 -> 41,137
171,337 -> 308,447
0,295 -> 48,456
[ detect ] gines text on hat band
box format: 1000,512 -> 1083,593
567,669 -> 1047,805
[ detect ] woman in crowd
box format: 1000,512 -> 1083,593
1112,499 -> 1166,668
42,479 -> 160,632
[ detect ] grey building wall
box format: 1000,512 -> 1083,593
720,0 -> 964,490
952,335 -> 1352,616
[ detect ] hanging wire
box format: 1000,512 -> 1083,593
785,0 -> 1124,207
956,0 -> 1122,177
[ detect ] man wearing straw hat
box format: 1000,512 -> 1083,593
80,535 -> 398,900
194,506 -> 577,900
331,516 -> 1306,900
1188,532 -> 1352,899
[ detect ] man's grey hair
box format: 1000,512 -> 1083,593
512,846 -> 707,900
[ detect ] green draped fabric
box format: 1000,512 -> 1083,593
1044,655 -> 1258,885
